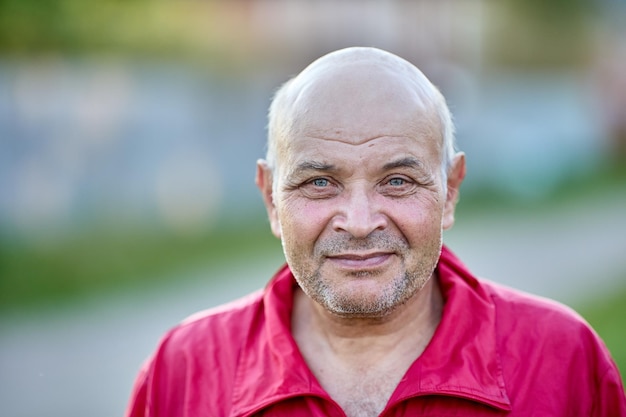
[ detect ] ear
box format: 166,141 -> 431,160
255,159 -> 282,239
442,152 -> 466,230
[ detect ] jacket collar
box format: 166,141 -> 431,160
391,246 -> 511,409
231,245 -> 511,416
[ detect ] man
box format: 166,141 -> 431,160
126,47 -> 626,416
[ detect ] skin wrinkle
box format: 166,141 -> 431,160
287,119 -> 440,158
269,134 -> 451,321
266,92 -> 454,201
274,140 -> 446,320
289,156 -> 432,184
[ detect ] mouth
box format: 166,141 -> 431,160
326,252 -> 393,269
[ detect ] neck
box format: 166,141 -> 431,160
292,273 -> 444,364
291,274 -> 444,417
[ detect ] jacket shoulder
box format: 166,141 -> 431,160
135,289 -> 266,416
162,288 -> 265,360
486,280 -> 583,322
482,279 -> 625,414
484,279 -> 600,349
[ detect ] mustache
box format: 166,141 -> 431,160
315,231 -> 408,257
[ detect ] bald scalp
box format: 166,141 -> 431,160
266,47 -> 456,183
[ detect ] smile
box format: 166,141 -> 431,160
326,252 -> 393,269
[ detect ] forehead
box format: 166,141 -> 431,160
292,65 -> 435,141
273,58 -> 444,170
282,133 -> 441,181
277,117 -> 442,181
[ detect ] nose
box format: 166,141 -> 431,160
331,187 -> 387,238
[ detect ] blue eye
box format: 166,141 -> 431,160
312,178 -> 329,187
388,178 -> 405,186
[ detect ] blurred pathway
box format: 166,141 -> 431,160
1,188 -> 625,417
446,190 -> 626,304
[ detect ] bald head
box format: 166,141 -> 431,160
266,47 -> 456,181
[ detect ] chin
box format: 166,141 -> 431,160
324,297 -> 403,319
320,284 -> 411,318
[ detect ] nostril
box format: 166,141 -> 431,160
332,211 -> 387,239
330,189 -> 387,238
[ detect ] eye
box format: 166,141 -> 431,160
388,177 -> 406,187
312,178 -> 330,187
297,177 -> 340,199
379,175 -> 416,197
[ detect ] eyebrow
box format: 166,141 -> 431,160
291,156 -> 426,177
382,156 -> 426,172
294,160 -> 337,173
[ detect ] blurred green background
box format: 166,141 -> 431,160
0,1 -> 625,416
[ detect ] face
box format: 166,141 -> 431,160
257,63 -> 464,318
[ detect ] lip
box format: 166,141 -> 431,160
326,252 -> 393,269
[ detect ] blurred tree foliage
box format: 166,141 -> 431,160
0,0 -> 258,71
484,0 -> 598,69
1,0 -> 159,54
513,0 -> 592,20
0,0 -> 600,71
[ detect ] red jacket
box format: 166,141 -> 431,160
126,246 -> 626,416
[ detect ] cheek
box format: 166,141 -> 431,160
387,198 -> 444,239
278,200 -> 331,247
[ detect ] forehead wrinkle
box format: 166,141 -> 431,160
295,132 -> 423,148
286,93 -> 440,151
284,134 -> 436,175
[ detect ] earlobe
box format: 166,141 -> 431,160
255,160 -> 282,238
442,152 -> 466,230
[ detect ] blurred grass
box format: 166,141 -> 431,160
576,282 -> 626,384
456,159 -> 626,216
0,216 -> 282,312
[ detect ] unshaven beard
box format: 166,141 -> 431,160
308,269 -> 426,317
294,231 -> 439,318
